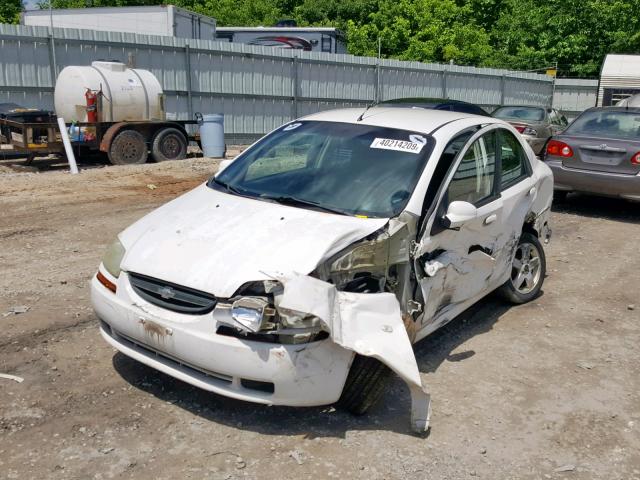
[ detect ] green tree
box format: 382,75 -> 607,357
177,0 -> 281,26
347,0 -> 492,65
486,0 -> 640,77
0,0 -> 23,24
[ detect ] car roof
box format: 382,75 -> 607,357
494,105 -> 547,109
300,107 -> 492,135
380,97 -> 474,106
583,106 -> 640,113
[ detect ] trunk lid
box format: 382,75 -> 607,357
557,134 -> 640,175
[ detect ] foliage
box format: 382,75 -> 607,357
0,0 -> 23,24
20,0 -> 640,77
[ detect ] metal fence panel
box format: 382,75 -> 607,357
0,23 -> 554,140
553,78 -> 597,119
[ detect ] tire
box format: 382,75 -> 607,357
108,130 -> 148,165
336,354 -> 393,415
497,232 -> 546,304
151,128 -> 187,162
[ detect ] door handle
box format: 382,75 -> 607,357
484,214 -> 497,225
528,186 -> 537,197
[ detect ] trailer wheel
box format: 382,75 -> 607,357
151,128 -> 187,162
108,130 -> 148,165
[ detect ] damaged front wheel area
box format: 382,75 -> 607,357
336,355 -> 393,415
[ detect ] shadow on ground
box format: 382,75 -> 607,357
113,294 -> 514,438
552,193 -> 640,224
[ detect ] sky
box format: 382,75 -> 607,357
24,0 -> 41,10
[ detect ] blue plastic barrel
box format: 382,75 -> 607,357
199,113 -> 225,158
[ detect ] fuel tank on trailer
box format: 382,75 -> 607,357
54,61 -> 164,123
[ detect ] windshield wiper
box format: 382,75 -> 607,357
210,177 -> 256,198
259,194 -> 348,216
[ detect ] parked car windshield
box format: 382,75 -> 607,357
210,121 -> 434,218
493,106 -> 545,122
564,110 -> 640,140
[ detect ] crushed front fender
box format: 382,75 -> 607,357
273,273 -> 431,433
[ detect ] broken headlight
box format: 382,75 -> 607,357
221,281 -> 325,344
101,237 -> 126,278
230,297 -> 275,333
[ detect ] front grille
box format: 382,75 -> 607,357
128,272 -> 217,315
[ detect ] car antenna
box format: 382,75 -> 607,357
357,101 -> 377,122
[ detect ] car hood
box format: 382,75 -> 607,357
119,184 -> 389,297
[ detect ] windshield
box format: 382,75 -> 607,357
493,106 -> 545,122
210,121 -> 434,218
565,110 -> 640,140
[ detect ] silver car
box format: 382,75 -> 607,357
493,106 -> 568,155
544,107 -> 640,201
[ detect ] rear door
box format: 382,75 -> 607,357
558,110 -> 640,175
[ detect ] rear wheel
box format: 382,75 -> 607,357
108,130 -> 148,165
151,128 -> 187,162
497,232 -> 546,304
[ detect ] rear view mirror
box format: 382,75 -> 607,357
443,201 -> 477,229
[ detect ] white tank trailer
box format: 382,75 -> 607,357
54,61 -> 164,123
47,61 -> 203,165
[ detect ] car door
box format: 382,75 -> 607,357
414,125 -> 536,331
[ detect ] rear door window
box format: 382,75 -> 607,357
499,130 -> 529,188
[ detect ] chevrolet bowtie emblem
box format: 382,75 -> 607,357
158,286 -> 176,299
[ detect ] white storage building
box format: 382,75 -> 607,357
22,5 -> 216,41
597,54 -> 640,106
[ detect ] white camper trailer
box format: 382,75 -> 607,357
216,27 -> 347,54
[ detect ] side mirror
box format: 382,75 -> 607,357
217,159 -> 233,173
443,201 -> 477,229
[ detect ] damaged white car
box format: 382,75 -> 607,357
92,107 -> 553,433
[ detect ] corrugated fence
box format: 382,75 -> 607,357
552,79 -> 598,120
0,23 -> 555,141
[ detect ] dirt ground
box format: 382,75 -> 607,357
1,156 -> 639,480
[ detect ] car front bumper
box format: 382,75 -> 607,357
546,159 -> 640,201
91,271 -> 354,406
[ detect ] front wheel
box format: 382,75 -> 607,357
336,354 -> 393,415
497,232 -> 546,304
108,130 -> 148,165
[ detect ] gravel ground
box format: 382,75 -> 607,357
0,157 -> 639,480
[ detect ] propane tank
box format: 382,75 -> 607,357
54,61 -> 164,123
85,89 -> 98,123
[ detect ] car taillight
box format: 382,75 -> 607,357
514,126 -> 525,133
631,152 -> 640,165
546,139 -> 573,158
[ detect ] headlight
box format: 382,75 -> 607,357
102,238 -> 126,278
231,297 -> 275,332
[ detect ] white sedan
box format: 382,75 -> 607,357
92,107 -> 553,432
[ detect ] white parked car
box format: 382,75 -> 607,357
92,107 -> 553,432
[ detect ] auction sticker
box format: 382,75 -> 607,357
370,137 -> 426,154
